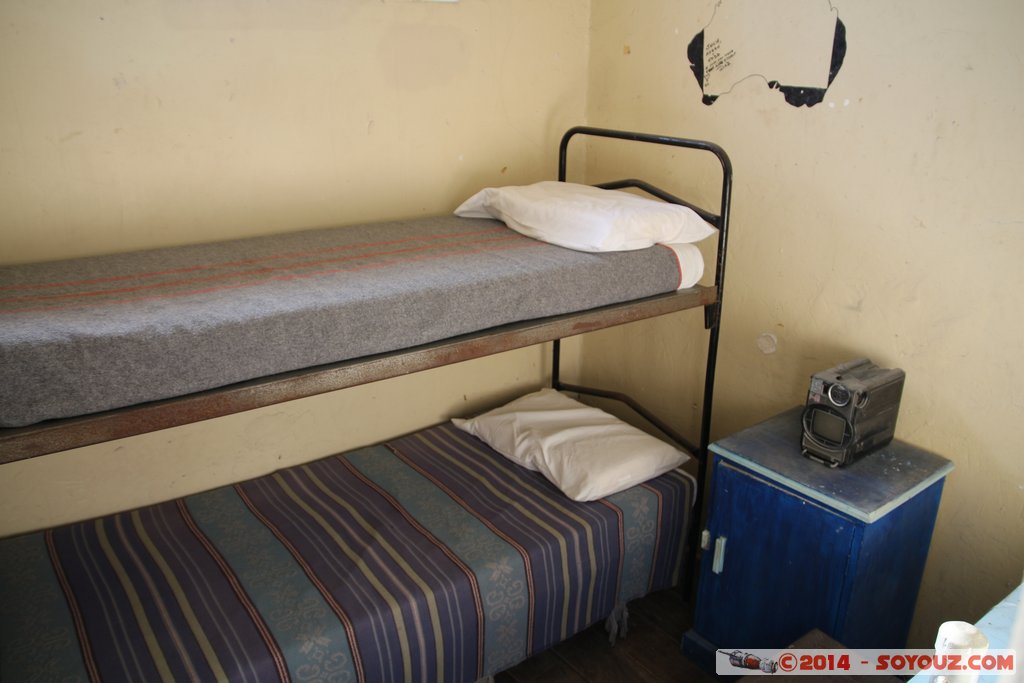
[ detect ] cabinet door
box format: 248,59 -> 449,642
695,460 -> 858,648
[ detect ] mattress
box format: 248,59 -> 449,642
0,216 -> 697,428
0,422 -> 694,682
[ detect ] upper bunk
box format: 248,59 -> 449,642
0,126 -> 732,464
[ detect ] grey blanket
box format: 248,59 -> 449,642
0,216 -> 685,427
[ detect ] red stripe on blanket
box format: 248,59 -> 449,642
46,529 -> 104,683
336,456 -> 487,680
0,233 -> 524,305
0,238 -> 545,314
176,499 -> 291,683
0,226 -> 508,292
386,440 -> 541,655
233,483 -> 367,683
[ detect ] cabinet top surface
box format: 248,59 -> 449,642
709,407 -> 954,523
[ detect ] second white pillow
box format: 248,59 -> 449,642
452,388 -> 690,501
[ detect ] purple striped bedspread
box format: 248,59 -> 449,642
0,422 -> 694,682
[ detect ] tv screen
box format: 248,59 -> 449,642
811,409 -> 847,445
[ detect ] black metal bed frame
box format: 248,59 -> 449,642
550,126 -> 733,587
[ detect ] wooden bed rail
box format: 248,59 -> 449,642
0,286 -> 716,464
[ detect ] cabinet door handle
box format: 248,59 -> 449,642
712,536 -> 727,574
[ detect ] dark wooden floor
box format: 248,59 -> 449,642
495,587 -> 716,682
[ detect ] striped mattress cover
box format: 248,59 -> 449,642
0,216 -> 696,428
0,421 -> 694,682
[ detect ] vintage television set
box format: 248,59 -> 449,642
801,358 -> 905,467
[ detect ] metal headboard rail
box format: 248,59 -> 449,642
593,179 -> 721,227
554,380 -> 699,455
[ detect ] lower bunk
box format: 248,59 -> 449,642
0,407 -> 695,683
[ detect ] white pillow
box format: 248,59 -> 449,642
452,388 -> 690,501
454,181 -> 716,253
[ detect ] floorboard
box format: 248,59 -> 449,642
494,587 -> 716,683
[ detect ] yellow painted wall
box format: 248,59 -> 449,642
0,0 -> 589,529
1,0 -> 589,263
583,0 -> 1024,646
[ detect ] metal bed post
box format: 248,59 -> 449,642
553,126 -> 733,594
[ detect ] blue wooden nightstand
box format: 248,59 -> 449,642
682,406 -> 953,673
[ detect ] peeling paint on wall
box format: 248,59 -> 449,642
756,332 -> 778,354
688,0 -> 846,107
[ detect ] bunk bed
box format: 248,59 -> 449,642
0,126 -> 733,682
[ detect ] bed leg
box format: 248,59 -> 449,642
604,602 -> 630,646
